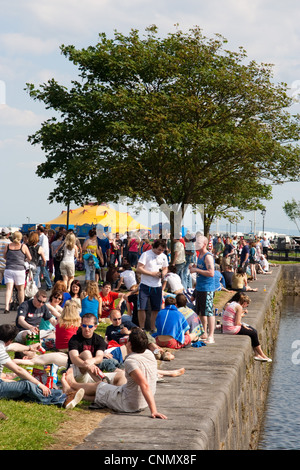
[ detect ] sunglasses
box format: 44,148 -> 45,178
36,298 -> 46,304
54,295 -> 63,300
112,317 -> 122,321
81,324 -> 95,329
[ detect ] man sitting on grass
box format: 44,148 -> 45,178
0,324 -> 84,410
62,327 -> 167,419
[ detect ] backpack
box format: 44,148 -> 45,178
28,245 -> 41,268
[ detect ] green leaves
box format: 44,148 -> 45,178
27,25 -> 300,234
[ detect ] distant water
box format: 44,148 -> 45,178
258,296 -> 300,450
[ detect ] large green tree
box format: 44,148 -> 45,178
27,25 -> 300,238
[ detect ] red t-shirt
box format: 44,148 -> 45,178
100,291 -> 119,318
55,324 -> 79,350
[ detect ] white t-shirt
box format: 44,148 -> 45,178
175,241 -> 185,264
39,233 -> 50,261
163,272 -> 183,293
95,348 -> 157,413
260,258 -> 269,271
120,270 -> 137,289
138,249 -> 169,288
0,340 -> 11,375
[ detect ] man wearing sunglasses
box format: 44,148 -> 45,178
68,313 -> 107,383
15,289 -> 56,344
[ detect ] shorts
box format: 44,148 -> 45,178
95,382 -> 136,413
4,269 -> 26,286
195,291 -> 214,317
155,334 -> 191,349
138,283 -> 162,312
59,261 -> 75,277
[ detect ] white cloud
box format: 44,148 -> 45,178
0,33 -> 59,56
0,104 -> 44,127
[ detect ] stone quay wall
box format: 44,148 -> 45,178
76,265 -> 298,451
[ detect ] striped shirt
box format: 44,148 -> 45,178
0,340 -> 11,375
0,238 -> 10,269
222,301 -> 241,335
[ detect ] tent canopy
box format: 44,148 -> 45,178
45,204 -> 150,234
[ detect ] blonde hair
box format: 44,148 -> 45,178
12,231 -> 22,243
238,293 -> 251,305
85,280 -> 100,300
58,300 -> 81,329
65,232 -> 76,250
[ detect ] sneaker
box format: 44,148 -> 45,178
3,310 -> 9,314
63,388 -> 85,410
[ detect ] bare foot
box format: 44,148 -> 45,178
158,368 -> 185,378
61,373 -> 72,394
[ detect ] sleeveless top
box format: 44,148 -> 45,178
63,246 -> 75,263
222,301 -> 241,335
5,245 -> 26,271
84,240 -> 98,257
195,252 -> 215,292
128,238 -> 139,252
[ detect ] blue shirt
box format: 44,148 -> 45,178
80,296 -> 99,319
97,237 -> 110,254
195,252 -> 215,292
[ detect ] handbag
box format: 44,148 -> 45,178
25,269 -> 38,298
55,243 -> 65,262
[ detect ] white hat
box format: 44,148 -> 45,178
1,227 -> 10,235
185,232 -> 195,241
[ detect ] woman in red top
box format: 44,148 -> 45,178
99,282 -> 125,319
55,300 -> 81,352
127,234 -> 140,267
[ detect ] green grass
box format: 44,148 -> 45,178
0,324 -> 109,450
0,399 -> 74,450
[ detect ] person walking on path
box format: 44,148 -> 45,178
3,231 -> 31,314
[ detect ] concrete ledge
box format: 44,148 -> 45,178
75,265 -> 291,451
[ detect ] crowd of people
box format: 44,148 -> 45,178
0,225 -> 274,420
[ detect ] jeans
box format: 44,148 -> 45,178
128,251 -> 139,268
39,262 -> 52,289
175,262 -> 185,286
0,379 -> 66,406
182,254 -> 196,289
84,258 -> 96,281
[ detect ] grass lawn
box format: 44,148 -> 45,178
0,321 -> 109,451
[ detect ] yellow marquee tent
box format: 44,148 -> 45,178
45,204 -> 150,233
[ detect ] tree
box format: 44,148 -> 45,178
27,25 -> 300,241
283,199 -> 300,232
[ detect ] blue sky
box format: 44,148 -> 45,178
0,0 -> 300,235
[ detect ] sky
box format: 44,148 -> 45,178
0,0 -> 300,236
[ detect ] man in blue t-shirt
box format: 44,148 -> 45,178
240,239 -> 250,269
189,236 -> 215,344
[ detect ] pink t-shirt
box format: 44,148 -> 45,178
222,302 -> 241,335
